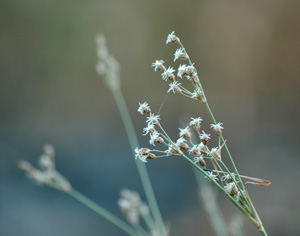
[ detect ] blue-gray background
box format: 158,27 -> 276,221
1,0 -> 299,235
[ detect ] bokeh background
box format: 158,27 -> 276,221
1,0 -> 300,235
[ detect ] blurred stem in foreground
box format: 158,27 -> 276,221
95,34 -> 166,235
193,167 -> 229,236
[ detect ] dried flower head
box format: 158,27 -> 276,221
179,126 -> 192,140
138,102 -> 151,115
149,131 -> 164,146
166,31 -> 180,44
211,122 -> 224,136
177,64 -> 188,79
146,114 -> 161,126
135,148 -> 148,163
189,145 -> 201,156
189,117 -> 202,132
176,137 -> 189,150
174,48 -> 189,62
152,60 -> 166,72
167,81 -> 182,94
224,183 -> 239,197
200,131 -> 211,145
166,145 -> 183,156
199,142 -> 210,154
193,155 -> 206,167
143,123 -> 156,136
205,172 -> 218,182
162,66 -> 176,81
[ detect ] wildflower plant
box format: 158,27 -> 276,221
136,31 -> 270,236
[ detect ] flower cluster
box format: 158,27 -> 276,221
118,189 -> 150,225
18,144 -> 71,193
152,31 -> 206,103
139,31 -> 253,210
136,102 -> 228,183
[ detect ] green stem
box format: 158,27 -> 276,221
193,168 -> 229,236
204,103 -> 244,189
259,227 -> 268,236
68,189 -> 138,236
112,89 -> 165,234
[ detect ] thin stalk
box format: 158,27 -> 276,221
204,103 -> 244,190
68,189 -> 138,236
193,167 -> 229,236
181,154 -> 247,215
259,227 -> 268,236
112,89 -> 165,234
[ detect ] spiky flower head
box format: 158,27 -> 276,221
200,131 -> 211,145
176,137 -> 189,150
179,126 -> 192,140
211,122 -> 224,136
146,114 -> 161,126
143,123 -> 155,136
174,48 -> 189,62
167,81 -> 182,94
152,60 -> 166,72
166,31 -> 180,44
205,172 -> 218,182
161,66 -> 176,81
138,102 -> 151,115
189,117 -> 203,132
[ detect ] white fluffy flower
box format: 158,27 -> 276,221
166,31 -> 180,44
152,60 -> 165,72
146,114 -> 160,126
161,66 -> 175,81
167,81 -> 182,94
177,64 -> 188,78
205,172 -> 218,182
174,48 -> 189,62
135,148 -> 148,163
137,102 -> 151,115
143,123 -> 155,136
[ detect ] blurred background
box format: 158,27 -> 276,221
1,0 -> 300,235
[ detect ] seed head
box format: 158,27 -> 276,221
193,156 -> 206,167
174,48 -> 189,62
189,145 -> 201,156
138,102 -> 151,115
162,66 -> 176,81
152,60 -> 166,72
176,137 -> 189,150
211,122 -> 224,136
224,183 -> 239,197
189,117 -> 202,132
135,147 -> 149,163
166,31 -> 180,44
205,172 -> 218,182
199,142 -> 210,154
149,131 -> 164,146
179,126 -> 192,141
146,114 -> 161,126
200,131 -> 211,145
143,123 -> 155,136
166,145 -> 183,156
167,81 -> 182,94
